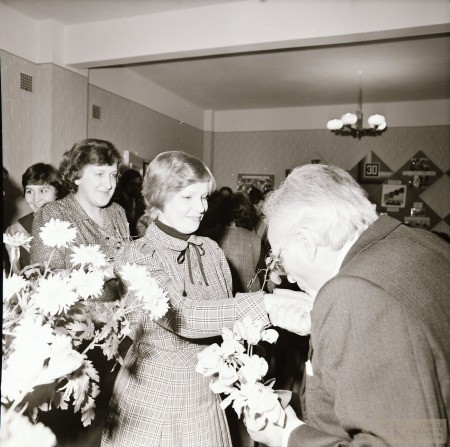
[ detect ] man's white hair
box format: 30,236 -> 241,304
263,164 -> 378,250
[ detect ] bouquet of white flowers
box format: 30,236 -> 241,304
196,316 -> 291,431
2,219 -> 169,447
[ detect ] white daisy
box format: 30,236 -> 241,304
39,218 -> 77,248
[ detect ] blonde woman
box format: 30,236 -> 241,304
102,151 -> 299,447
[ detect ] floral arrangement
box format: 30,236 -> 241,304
2,219 -> 169,447
196,316 -> 290,430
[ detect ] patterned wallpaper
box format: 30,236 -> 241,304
1,51 -> 87,226
211,127 -> 450,234
88,85 -> 204,161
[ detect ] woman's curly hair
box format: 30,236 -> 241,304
59,139 -> 121,192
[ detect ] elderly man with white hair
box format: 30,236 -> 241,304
247,163 -> 450,447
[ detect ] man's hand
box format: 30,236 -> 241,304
246,405 -> 304,447
269,303 -> 311,336
264,289 -> 314,336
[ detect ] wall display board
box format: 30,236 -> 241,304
350,151 -> 443,230
381,183 -> 407,209
237,173 -> 274,194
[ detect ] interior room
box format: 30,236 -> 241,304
2,0 -> 450,235
1,2 -> 450,447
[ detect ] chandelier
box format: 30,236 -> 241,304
327,74 -> 387,139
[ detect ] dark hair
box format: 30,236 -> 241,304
225,192 -> 256,231
21,163 -> 65,198
219,186 -> 233,196
248,187 -> 264,205
118,168 -> 142,184
59,139 -> 121,192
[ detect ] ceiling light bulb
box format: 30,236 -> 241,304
377,122 -> 387,131
327,119 -> 344,130
341,113 -> 357,125
368,114 -> 386,128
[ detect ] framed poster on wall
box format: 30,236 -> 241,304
236,173 -> 274,194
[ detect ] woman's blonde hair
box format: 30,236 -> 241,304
142,151 -> 216,221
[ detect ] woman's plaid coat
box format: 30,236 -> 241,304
102,222 -> 268,447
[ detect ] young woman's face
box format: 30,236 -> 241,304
159,182 -> 210,234
75,163 -> 118,209
24,184 -> 57,212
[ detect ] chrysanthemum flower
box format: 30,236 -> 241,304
39,218 -> 77,248
3,272 -> 28,301
120,263 -> 150,292
3,232 -> 33,247
141,294 -> 169,320
121,263 -> 169,320
70,244 -> 107,269
36,335 -> 84,385
70,269 -> 104,299
0,407 -> 57,447
33,273 -> 79,315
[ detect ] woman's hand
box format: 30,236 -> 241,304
264,289 -> 314,336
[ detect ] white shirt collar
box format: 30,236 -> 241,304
331,233 -> 359,277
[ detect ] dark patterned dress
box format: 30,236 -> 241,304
30,193 -> 130,301
102,222 -> 269,447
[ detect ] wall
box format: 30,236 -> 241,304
88,85 -> 204,161
2,52 -> 449,236
211,126 -> 450,234
1,50 -> 87,227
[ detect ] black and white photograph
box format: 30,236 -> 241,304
1,1 -> 450,446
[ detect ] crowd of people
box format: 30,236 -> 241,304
2,138 -> 449,447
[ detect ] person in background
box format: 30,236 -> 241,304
219,185 -> 233,198
218,191 -> 262,293
5,163 -> 65,273
112,168 -> 145,238
247,163 -> 450,447
196,189 -> 228,242
102,151 -> 303,447
248,186 -> 267,239
30,139 -> 130,446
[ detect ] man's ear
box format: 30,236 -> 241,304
296,227 -> 317,262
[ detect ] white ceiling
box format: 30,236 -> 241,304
3,0 -> 450,110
